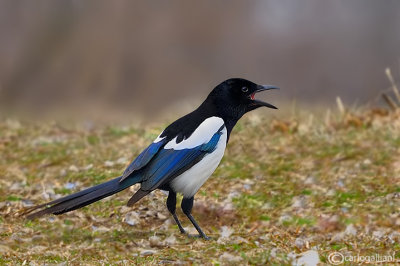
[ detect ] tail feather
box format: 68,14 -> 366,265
127,189 -> 150,207
25,176 -> 140,220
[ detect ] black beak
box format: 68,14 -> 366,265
252,85 -> 279,109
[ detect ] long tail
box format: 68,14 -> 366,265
25,175 -> 141,220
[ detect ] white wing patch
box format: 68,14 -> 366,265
153,131 -> 165,143
164,116 -> 224,150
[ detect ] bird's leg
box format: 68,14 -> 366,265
181,197 -> 211,240
166,191 -> 186,234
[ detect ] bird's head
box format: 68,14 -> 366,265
205,78 -> 278,120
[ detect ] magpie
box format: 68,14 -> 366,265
24,78 -> 278,240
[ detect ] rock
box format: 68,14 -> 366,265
157,212 -> 167,220
295,250 -> 320,266
104,161 -> 115,167
326,189 -> 336,196
279,214 -> 292,223
149,235 -> 163,247
64,182 -> 77,190
331,232 -> 345,243
261,203 -> 273,210
219,252 -> 242,263
21,199 -> 34,207
372,229 -> 385,239
82,164 -> 93,171
116,157 -> 127,165
59,169 -> 67,177
140,249 -> 156,256
270,248 -> 278,258
345,224 -> 357,236
124,211 -> 140,226
91,226 -> 110,233
164,235 -> 176,246
291,196 -> 307,209
220,226 -> 233,238
10,182 -> 23,191
363,159 -> 372,165
294,238 -> 306,249
68,165 -> 79,172
304,176 -> 316,185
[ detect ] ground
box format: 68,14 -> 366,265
1,107 -> 400,265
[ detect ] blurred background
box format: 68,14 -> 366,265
0,0 -> 399,119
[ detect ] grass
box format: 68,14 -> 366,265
1,107 -> 400,264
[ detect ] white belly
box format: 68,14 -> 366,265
170,127 -> 227,198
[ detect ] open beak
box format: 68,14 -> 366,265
250,85 -> 279,109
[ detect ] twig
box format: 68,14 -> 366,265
385,68 -> 400,104
382,93 -> 397,111
336,97 -> 346,116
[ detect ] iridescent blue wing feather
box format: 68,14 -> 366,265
120,138 -> 167,182
140,125 -> 224,191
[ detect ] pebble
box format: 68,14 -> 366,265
149,236 -> 163,247
219,226 -> 233,238
164,235 -> 177,246
124,211 -> 140,226
157,212 -> 167,220
140,250 -> 156,256
294,237 -> 306,249
116,157 -> 127,165
64,182 -> 77,190
68,165 -> 79,172
104,161 -> 115,167
345,224 -> 357,236
219,252 -> 242,262
295,250 -> 320,266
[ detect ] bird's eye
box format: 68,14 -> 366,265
241,87 -> 248,93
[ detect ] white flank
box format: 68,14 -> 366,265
164,117 -> 224,150
170,126 -> 227,198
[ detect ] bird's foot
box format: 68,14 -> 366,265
187,233 -> 212,240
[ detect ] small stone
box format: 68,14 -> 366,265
304,176 -> 316,185
10,182 -> 23,191
373,229 -> 385,239
68,165 -> 79,172
294,237 -> 306,249
326,189 -> 336,197
124,211 -> 140,226
270,248 -> 278,258
345,224 -> 357,236
219,226 -> 233,239
140,249 -> 156,256
295,250 -> 320,266
219,252 -> 242,262
331,232 -> 345,242
279,214 -> 292,223
83,164 -> 93,171
149,236 -> 163,247
104,161 -> 115,167
164,235 -> 176,246
363,159 -> 372,165
291,196 -> 307,209
337,180 -> 345,188
59,169 -> 67,177
157,212 -> 167,220
64,182 -> 77,190
116,157 -> 127,165
261,203 -> 273,210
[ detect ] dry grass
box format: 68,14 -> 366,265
1,106 -> 400,265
